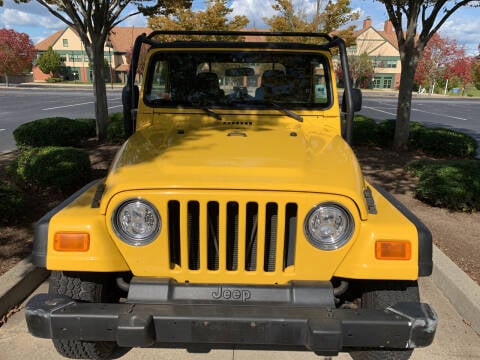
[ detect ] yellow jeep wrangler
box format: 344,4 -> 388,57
25,31 -> 437,359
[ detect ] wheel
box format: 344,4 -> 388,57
48,271 -> 125,360
349,280 -> 419,360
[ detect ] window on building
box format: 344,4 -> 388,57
70,54 -> 84,62
373,77 -> 381,88
63,39 -> 69,47
383,77 -> 393,88
375,60 -> 397,68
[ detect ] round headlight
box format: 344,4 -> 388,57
113,199 -> 161,246
304,202 -> 354,250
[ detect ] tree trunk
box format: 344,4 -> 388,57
91,41 -> 109,142
393,48 -> 420,151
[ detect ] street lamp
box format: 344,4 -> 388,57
106,40 -> 114,89
71,51 -> 76,83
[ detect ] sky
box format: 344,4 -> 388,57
1,0 -> 479,55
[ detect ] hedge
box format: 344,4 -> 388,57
410,126 -> 478,158
353,116 -> 478,158
14,146 -> 92,194
107,113 -> 126,143
406,159 -> 480,211
13,117 -> 95,147
0,181 -> 24,224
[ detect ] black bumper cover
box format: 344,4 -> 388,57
25,294 -> 437,355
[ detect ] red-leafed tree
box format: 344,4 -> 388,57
0,28 -> 36,87
414,33 -> 462,93
447,55 -> 475,95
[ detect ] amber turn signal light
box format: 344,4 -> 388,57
54,233 -> 90,252
375,240 -> 411,260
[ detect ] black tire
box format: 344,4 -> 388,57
48,271 -> 122,360
349,280 -> 419,360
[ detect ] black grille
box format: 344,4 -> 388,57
167,200 -> 297,273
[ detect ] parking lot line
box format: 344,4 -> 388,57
42,101 -> 94,111
362,106 -> 396,116
411,107 -> 469,121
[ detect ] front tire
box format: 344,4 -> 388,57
48,271 -> 123,360
349,280 -> 419,360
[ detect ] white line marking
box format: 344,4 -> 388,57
0,129 -> 6,132
42,101 -> 94,111
411,107 -> 468,121
108,105 -> 123,109
363,106 -> 396,116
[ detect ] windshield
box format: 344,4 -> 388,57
144,50 -> 332,109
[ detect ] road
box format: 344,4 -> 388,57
1,277 -> 479,359
1,88 -> 480,153
0,86 -> 123,152
359,94 -> 480,149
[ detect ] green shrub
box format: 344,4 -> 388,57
352,116 -> 379,146
352,117 -> 477,159
374,119 -> 396,147
406,159 -> 480,211
107,113 -> 125,143
373,120 -> 426,148
15,147 -> 92,194
45,77 -> 62,83
410,126 -> 477,158
74,118 -> 96,138
0,181 -> 24,224
13,117 -> 94,148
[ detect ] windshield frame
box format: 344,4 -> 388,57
142,48 -> 334,111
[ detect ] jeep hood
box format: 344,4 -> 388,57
104,118 -> 365,208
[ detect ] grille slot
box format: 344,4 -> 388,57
166,200 -> 297,274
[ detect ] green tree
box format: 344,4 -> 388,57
148,0 -> 249,39
349,52 -> 375,88
376,0 -> 480,150
473,45 -> 480,90
37,46 -> 62,78
335,52 -> 374,88
10,0 -> 191,141
263,0 -> 360,45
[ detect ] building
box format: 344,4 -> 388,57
350,19 -> 401,89
34,27 -> 151,83
34,21 -> 401,89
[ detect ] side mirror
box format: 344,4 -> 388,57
341,88 -> 362,113
122,85 -> 139,138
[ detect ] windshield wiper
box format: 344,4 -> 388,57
271,102 -> 303,122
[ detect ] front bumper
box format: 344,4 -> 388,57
26,291 -> 437,356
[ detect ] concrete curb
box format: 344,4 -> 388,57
0,257 -> 49,319
0,247 -> 479,336
432,246 -> 480,335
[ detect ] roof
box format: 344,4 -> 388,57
35,29 -> 66,51
108,27 -> 152,52
35,27 -> 152,53
354,20 -> 399,51
240,28 -> 268,42
378,31 -> 398,50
